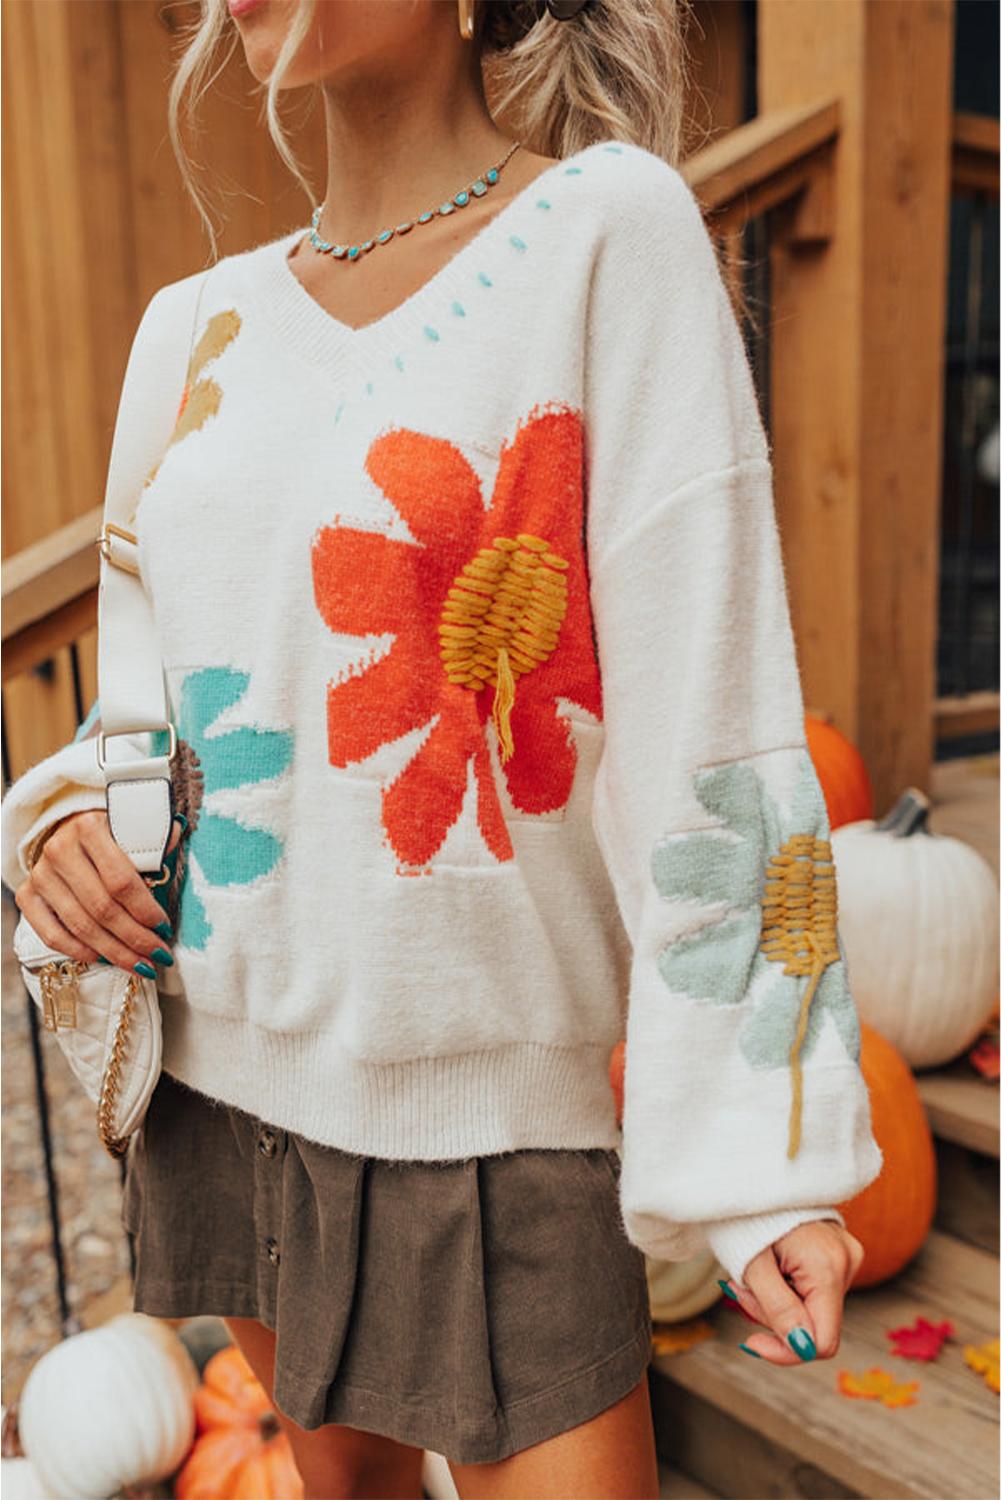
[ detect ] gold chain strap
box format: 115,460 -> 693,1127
95,970 -> 144,1158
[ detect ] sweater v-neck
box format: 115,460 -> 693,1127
247,141 -> 609,381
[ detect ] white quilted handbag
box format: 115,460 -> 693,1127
12,270 -> 210,1156
13,918 -> 166,1152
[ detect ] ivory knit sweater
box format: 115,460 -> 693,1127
1,140 -> 883,1287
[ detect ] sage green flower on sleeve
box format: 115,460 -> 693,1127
650,747 -> 861,1157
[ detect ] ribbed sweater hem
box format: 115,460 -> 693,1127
160,1001 -> 622,1160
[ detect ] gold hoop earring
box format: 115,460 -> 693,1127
457,0 -> 475,40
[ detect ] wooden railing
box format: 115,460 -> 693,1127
683,97 -> 840,231
952,110 -> 1001,196
3,504 -> 104,684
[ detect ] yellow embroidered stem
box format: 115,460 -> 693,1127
491,646 -> 516,761
786,930 -> 825,1158
439,532 -> 569,764
759,833 -> 840,1159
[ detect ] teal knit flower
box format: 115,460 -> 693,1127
651,747 -> 860,1156
150,667 -> 294,951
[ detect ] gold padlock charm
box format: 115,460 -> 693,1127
39,960 -> 83,1032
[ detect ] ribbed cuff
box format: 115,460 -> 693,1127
706,1206 -> 847,1288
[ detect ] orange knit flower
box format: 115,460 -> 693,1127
311,403 -> 602,871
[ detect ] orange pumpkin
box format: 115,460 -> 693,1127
174,1346 -> 303,1500
837,1021 -> 937,1287
805,714 -> 874,830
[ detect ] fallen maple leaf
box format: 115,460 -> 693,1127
963,1338 -> 1000,1393
968,1036 -> 1000,1081
651,1318 -> 714,1356
887,1316 -> 955,1361
837,1367 -> 920,1407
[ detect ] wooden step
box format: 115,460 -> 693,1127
659,1464 -> 720,1498
915,1056 -> 999,1253
649,1228 -> 999,1500
915,1057 -> 999,1159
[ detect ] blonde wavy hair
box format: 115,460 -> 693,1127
167,0 -> 695,260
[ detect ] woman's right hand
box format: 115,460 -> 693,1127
14,809 -> 183,975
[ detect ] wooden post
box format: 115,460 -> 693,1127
758,0 -> 955,814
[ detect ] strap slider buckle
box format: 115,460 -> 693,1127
97,722 -> 177,769
97,523 -> 140,576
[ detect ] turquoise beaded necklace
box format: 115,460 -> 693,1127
306,139 -> 522,262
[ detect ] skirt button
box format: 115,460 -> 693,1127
265,1236 -> 281,1266
257,1129 -> 277,1157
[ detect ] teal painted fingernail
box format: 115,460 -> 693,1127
717,1279 -> 739,1302
96,955 -> 110,965
738,1343 -> 762,1358
787,1327 -> 817,1361
154,921 -> 173,942
151,947 -> 173,967
134,960 -> 157,979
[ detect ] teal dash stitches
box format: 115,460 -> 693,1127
150,668 -> 293,953
509,235 -> 527,252
603,144 -> 624,154
536,198 -> 552,210
564,166 -> 583,175
365,381 -> 374,396
334,401 -> 345,425
478,271 -> 493,287
394,354 -> 405,372
650,747 -> 860,1072
423,325 -> 441,343
451,300 -> 466,317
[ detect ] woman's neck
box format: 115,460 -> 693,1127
315,51 -> 516,244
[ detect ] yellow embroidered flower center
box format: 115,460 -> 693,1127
760,832 -> 840,1159
439,533 -> 569,762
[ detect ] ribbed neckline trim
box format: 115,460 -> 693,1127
243,140 -> 618,381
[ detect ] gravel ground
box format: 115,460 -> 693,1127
2,889 -> 133,1400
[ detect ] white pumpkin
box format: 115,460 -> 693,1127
645,1247 -> 725,1323
831,787 -> 999,1069
18,1314 -> 197,1500
0,1456 -> 53,1500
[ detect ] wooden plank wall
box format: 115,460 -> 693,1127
758,0 -> 955,814
1,0 -> 326,782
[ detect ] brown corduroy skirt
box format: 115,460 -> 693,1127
120,1069 -> 652,1464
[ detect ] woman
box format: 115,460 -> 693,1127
4,1 -> 881,1496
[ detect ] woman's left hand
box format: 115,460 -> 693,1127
726,1220 -> 866,1364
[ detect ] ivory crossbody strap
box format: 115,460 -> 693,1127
96,265 -> 214,874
